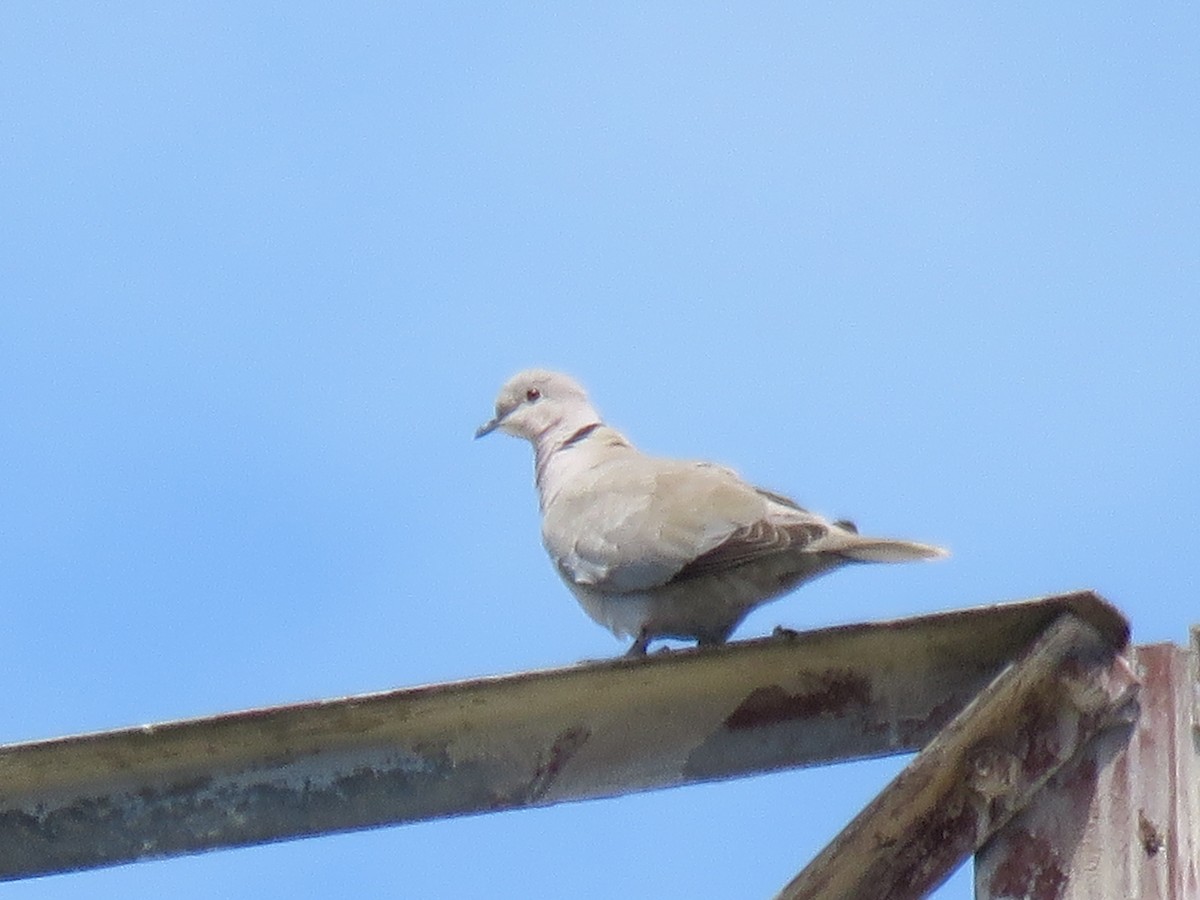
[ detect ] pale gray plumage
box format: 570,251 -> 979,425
476,369 -> 947,655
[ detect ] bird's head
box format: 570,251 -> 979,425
475,369 -> 599,443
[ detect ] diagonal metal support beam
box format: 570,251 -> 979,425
774,610 -> 1139,900
0,591 -> 1126,882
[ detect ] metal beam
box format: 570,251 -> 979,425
0,591 -> 1126,881
975,634 -> 1200,899
774,610 -> 1138,900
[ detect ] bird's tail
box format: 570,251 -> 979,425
835,537 -> 949,563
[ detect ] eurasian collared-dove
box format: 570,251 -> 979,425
477,369 -> 947,655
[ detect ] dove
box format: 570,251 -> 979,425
476,369 -> 947,655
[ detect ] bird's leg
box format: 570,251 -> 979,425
626,629 -> 651,657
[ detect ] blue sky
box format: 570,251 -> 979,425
2,3 -> 1197,897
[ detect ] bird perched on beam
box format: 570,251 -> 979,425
476,369 -> 947,655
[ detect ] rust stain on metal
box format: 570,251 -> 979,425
884,693 -> 973,745
1138,809 -> 1164,856
526,726 -> 590,802
1013,697 -> 1066,777
986,827 -> 1068,900
724,671 -> 871,730
1060,754 -> 1097,793
881,790 -> 979,896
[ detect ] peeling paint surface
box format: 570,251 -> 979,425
725,671 -> 872,730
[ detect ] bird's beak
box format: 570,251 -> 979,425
474,416 -> 501,439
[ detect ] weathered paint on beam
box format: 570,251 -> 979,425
774,610 -> 1138,900
0,591 -> 1125,881
975,634 -> 1200,899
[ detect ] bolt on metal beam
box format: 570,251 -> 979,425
0,590 -> 1126,882
774,609 -> 1138,900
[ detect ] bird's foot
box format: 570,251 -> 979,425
771,625 -> 801,641
626,630 -> 651,657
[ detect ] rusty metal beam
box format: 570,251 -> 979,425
774,611 -> 1138,900
975,634 -> 1200,899
0,591 -> 1126,882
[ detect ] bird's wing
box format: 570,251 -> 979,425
668,517 -> 830,582
544,458 -> 829,593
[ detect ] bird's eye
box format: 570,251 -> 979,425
525,387 -> 541,402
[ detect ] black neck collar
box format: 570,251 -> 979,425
561,422 -> 601,448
